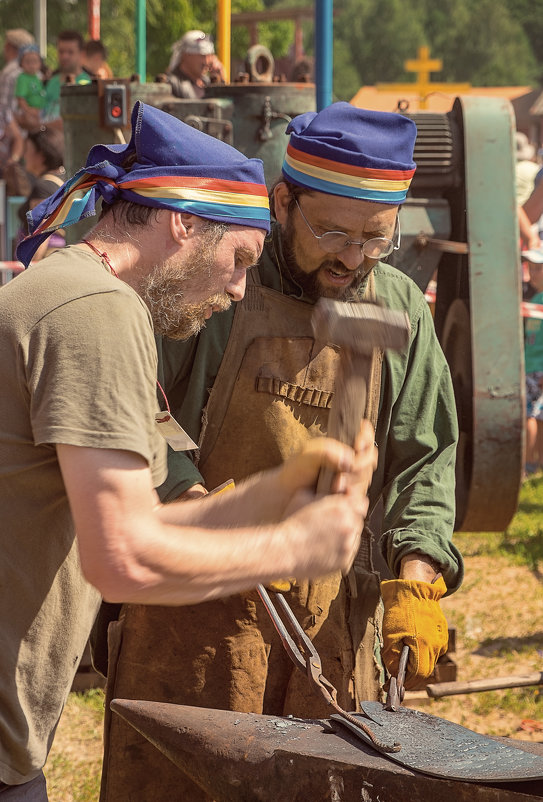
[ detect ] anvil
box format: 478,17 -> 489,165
111,700 -> 543,801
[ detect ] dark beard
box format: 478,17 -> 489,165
280,216 -> 367,302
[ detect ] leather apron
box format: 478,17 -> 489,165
100,272 -> 384,802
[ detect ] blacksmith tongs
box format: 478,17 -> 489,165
384,644 -> 409,711
256,583 -> 401,753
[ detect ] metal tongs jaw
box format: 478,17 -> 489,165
256,584 -> 402,754
384,644 -> 409,711
256,584 -> 338,708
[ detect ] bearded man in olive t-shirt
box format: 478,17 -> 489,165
0,101 -> 377,800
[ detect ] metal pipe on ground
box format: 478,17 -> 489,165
427,672 -> 543,698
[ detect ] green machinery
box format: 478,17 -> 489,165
395,97 -> 523,532
61,65 -> 524,533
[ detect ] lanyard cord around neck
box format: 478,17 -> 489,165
82,239 -> 119,278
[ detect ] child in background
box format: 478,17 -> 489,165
522,248 -> 543,475
14,44 -> 46,131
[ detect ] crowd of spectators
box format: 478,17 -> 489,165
0,26 -> 227,257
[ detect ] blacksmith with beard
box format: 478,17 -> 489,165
99,102 -> 464,802
0,101 -> 380,800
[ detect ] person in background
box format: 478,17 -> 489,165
42,30 -> 91,126
516,132 -> 541,251
14,45 -> 46,133
161,29 -> 225,99
0,28 -> 35,115
0,108 -> 24,185
16,126 -> 66,260
99,102 -> 463,802
515,132 -> 539,207
0,100 -> 376,801
521,247 -> 543,476
0,29 -> 32,185
83,40 -> 113,80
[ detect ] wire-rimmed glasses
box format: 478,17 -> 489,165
295,198 -> 400,259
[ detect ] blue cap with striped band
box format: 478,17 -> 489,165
282,102 -> 417,204
17,101 -> 270,267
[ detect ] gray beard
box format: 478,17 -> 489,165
139,232 -> 231,340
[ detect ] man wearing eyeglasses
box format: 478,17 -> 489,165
100,103 -> 463,802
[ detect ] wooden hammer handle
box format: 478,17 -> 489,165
316,350 -> 372,495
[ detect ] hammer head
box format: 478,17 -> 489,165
312,298 -> 410,354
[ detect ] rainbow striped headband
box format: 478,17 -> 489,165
17,164 -> 270,267
282,142 -> 415,204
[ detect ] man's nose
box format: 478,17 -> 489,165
335,243 -> 365,272
225,269 -> 247,302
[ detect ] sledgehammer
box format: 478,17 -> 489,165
311,298 -> 410,498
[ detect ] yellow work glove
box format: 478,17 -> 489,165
381,576 -> 448,690
267,578 -> 296,593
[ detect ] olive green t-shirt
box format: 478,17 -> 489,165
0,247 -> 166,783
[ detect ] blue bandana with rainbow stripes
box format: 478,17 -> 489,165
17,101 -> 270,266
281,102 -> 417,204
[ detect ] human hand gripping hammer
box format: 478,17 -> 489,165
311,298 -> 411,589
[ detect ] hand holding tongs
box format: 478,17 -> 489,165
256,583 -> 401,753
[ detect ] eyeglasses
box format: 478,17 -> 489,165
295,198 -> 400,259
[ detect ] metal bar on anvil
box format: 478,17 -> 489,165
111,700 -> 543,802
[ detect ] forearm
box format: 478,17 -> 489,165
400,552 -> 442,583
86,490 -> 364,606
523,181 -> 543,224
157,466 -> 289,527
96,518 -> 297,605
63,433 -> 374,607
377,307 -> 462,592
518,205 -> 539,248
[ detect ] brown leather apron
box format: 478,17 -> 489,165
100,272 -> 384,802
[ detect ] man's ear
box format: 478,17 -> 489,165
170,211 -> 198,244
273,182 -> 290,225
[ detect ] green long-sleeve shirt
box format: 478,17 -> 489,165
156,225 -> 463,594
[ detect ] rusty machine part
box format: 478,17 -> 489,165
111,700 -> 543,801
243,43 -> 276,83
389,97 -> 524,531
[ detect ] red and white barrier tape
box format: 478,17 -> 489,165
0,261 -> 24,274
522,301 -> 543,320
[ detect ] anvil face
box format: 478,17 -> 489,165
111,700 -> 543,801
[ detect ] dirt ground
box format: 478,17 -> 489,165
405,549 -> 543,741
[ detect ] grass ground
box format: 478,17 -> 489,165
45,689 -> 104,802
43,473 -> 543,800
407,471 -> 543,737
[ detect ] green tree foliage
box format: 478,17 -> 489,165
0,0 -> 541,93
332,0 -> 539,100
422,0 -> 538,85
507,0 -> 543,84
333,0 -> 425,99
